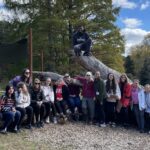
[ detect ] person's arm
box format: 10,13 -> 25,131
15,91 -> 24,104
124,84 -> 131,99
75,76 -> 86,84
73,33 -> 77,46
27,94 -> 31,106
115,84 -> 121,100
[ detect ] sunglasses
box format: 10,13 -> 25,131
25,72 -> 30,74
34,83 -> 40,85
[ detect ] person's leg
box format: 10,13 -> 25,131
133,105 -> 140,130
109,102 -> 116,124
13,111 -> 21,131
40,104 -> 45,123
105,101 -> 110,123
68,97 -> 75,114
82,98 -> 88,122
87,98 -> 95,123
51,102 -> 57,117
99,104 -> 106,124
33,103 -> 40,123
123,107 -> 129,126
82,39 -> 92,56
60,100 -> 67,115
74,96 -> 82,114
16,107 -> 26,129
25,106 -> 33,126
94,100 -> 101,123
74,44 -> 82,56
139,110 -> 145,132
55,101 -> 63,114
1,112 -> 14,131
43,102 -> 51,119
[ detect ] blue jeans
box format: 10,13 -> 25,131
68,96 -> 81,113
2,110 -> 21,129
82,97 -> 95,122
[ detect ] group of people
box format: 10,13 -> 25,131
0,68 -> 150,135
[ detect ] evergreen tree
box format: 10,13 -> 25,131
3,0 -> 125,73
124,56 -> 135,79
140,57 -> 150,85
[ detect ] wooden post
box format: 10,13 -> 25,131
41,50 -> 44,72
29,28 -> 33,81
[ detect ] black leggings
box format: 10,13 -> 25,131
43,102 -> 51,119
31,103 -> 45,123
55,100 -> 67,115
95,101 -> 105,124
16,106 -> 33,127
105,101 -> 116,123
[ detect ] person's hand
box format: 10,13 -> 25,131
74,44 -> 81,49
18,88 -> 22,93
37,101 -> 43,106
12,107 -> 16,112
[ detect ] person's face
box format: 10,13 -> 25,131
144,85 -> 150,92
46,78 -> 51,86
22,84 -> 28,92
85,74 -> 91,80
64,76 -> 70,83
133,80 -> 139,87
109,74 -> 114,81
120,75 -> 126,83
78,26 -> 84,32
34,82 -> 40,89
95,72 -> 100,79
8,87 -> 14,94
24,69 -> 30,78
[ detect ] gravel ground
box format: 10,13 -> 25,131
28,122 -> 150,150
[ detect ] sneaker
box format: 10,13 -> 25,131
0,128 -> 7,134
111,122 -> 116,127
53,117 -> 58,124
40,121 -> 44,128
100,123 -> 106,128
25,124 -> 32,130
45,117 -> 50,124
35,122 -> 41,128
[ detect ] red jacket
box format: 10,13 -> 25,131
120,83 -> 131,107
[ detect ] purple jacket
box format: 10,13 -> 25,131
76,76 -> 95,98
9,76 -> 31,89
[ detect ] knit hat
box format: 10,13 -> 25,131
86,72 -> 92,77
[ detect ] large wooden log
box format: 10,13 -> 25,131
33,53 -> 131,82
74,56 -> 121,80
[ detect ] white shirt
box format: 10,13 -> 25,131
42,86 -> 54,103
15,92 -> 30,108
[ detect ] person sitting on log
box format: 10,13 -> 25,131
63,73 -> 82,121
54,79 -> 68,122
73,26 -> 92,56
30,78 -> 45,128
0,85 -> 21,134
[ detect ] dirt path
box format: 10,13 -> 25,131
27,123 -> 150,150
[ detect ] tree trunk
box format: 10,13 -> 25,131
33,54 -> 126,82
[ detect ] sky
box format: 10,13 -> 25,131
0,0 -> 150,56
112,0 -> 150,55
